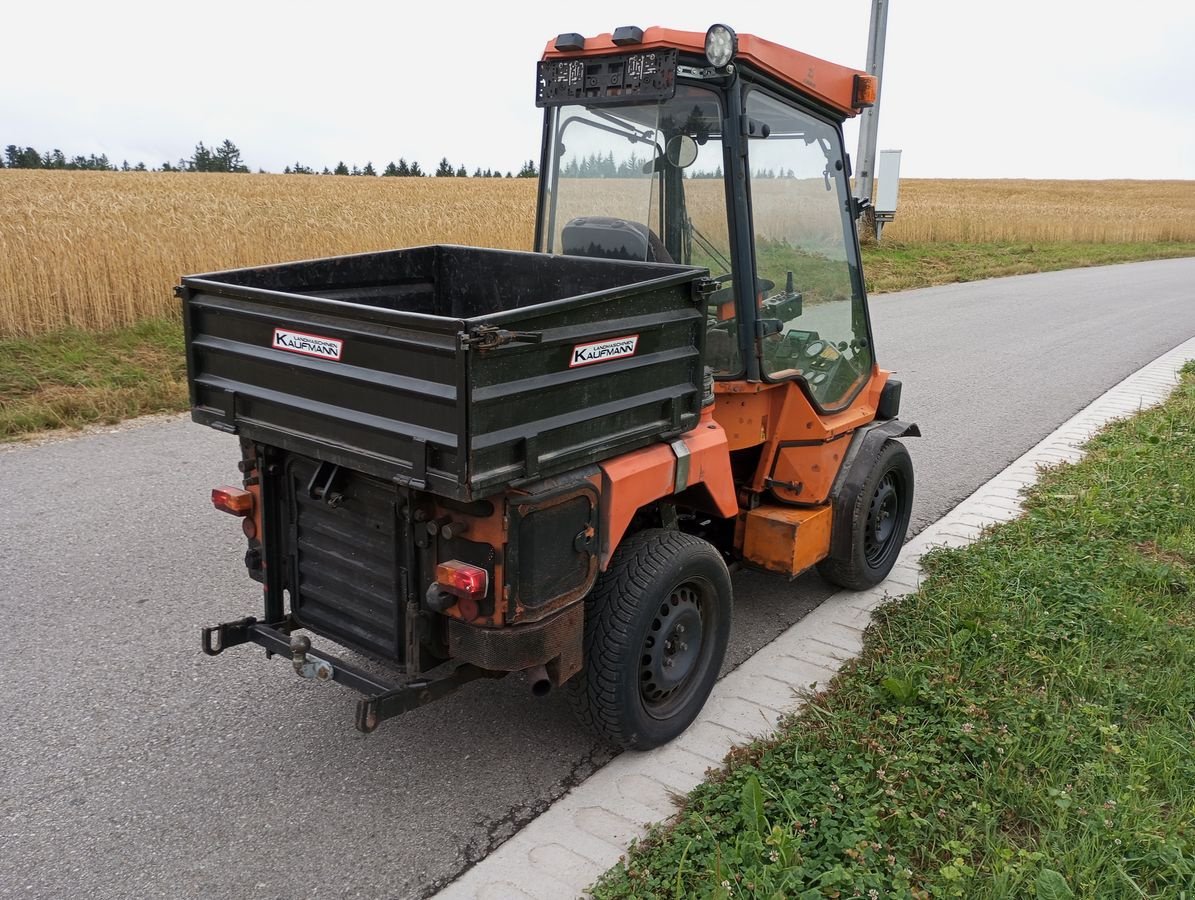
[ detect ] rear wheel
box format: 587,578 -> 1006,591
818,439 -> 914,590
567,529 -> 732,750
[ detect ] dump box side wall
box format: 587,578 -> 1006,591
184,289 -> 466,491
466,286 -> 706,495
181,246 -> 708,500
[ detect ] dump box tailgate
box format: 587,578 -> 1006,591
181,245 -> 709,500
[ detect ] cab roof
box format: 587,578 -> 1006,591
541,26 -> 868,118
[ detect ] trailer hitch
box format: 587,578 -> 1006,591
200,618 -> 491,733
354,666 -> 489,733
289,634 -> 334,682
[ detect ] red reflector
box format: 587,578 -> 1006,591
211,485 -> 253,516
435,560 -> 489,599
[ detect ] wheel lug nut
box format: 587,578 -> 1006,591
664,658 -> 674,668
679,643 -> 688,652
676,625 -> 684,634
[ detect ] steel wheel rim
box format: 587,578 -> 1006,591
639,577 -> 715,719
864,472 -> 901,566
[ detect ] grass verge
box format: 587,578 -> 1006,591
2,243 -> 1192,440
862,241 -> 1195,293
0,317 -> 187,440
593,363 -> 1195,899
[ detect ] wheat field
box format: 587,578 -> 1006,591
884,179 -> 1195,243
1,171 -> 1192,337
0,173 -> 539,337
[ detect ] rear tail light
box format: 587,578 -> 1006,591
434,560 -> 489,599
212,485 -> 253,516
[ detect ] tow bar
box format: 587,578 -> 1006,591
201,618 -> 488,732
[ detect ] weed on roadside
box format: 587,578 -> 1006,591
0,317 -> 186,438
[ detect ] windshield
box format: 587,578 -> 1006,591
539,87 -> 730,266
538,85 -> 740,373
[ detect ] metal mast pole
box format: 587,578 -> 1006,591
854,0 -> 889,217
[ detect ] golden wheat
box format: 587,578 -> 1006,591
0,172 -> 538,336
1,171 -> 1192,337
882,179 -> 1195,243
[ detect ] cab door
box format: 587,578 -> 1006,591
743,89 -> 874,414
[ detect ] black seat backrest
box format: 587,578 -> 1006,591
561,216 -> 674,264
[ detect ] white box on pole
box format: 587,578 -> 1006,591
875,149 -> 902,215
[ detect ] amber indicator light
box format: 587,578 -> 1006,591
211,485 -> 253,516
852,74 -> 878,108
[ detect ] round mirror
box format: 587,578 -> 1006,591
665,135 -> 699,169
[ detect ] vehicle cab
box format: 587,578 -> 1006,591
535,24 -> 880,413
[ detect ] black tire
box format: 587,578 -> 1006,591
566,529 -> 732,751
817,439 -> 914,591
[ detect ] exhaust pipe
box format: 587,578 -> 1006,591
526,664 -> 552,697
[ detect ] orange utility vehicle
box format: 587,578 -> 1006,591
188,24 -> 917,750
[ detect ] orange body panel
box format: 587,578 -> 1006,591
713,369 -> 888,502
598,405 -> 738,567
769,434 -> 851,505
742,504 -> 833,576
541,27 -> 867,117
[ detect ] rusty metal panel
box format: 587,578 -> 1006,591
447,602 -> 583,672
768,433 -> 851,505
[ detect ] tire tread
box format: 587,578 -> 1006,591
567,529 -> 729,749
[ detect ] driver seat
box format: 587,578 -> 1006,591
561,216 -> 674,264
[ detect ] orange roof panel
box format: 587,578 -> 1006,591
542,26 -> 867,117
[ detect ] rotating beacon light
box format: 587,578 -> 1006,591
704,24 -> 737,68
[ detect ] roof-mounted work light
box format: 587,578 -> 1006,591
704,24 -> 737,68
612,25 -> 644,46
555,32 -> 585,52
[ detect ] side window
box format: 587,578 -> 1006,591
745,92 -> 872,408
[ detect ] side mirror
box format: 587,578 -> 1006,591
665,135 -> 699,168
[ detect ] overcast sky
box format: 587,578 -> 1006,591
2,0 -> 1192,179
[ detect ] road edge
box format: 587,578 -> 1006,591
433,335 -> 1195,900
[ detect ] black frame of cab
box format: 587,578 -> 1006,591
533,50 -> 878,414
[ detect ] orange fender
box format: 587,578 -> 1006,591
597,406 -> 737,568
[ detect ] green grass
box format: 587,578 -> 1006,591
593,363 -> 1195,900
861,241 -> 1195,294
2,242 -> 1192,440
0,316 -> 187,439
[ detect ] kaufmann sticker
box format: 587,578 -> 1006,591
570,334 -> 639,368
272,328 -> 343,361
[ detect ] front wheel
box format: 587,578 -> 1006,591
818,439 -> 914,590
567,529 -> 732,751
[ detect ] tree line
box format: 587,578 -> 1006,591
2,139 -> 538,178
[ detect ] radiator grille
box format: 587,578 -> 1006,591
284,454 -> 406,663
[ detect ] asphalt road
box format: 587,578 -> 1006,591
2,258 -> 1193,900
